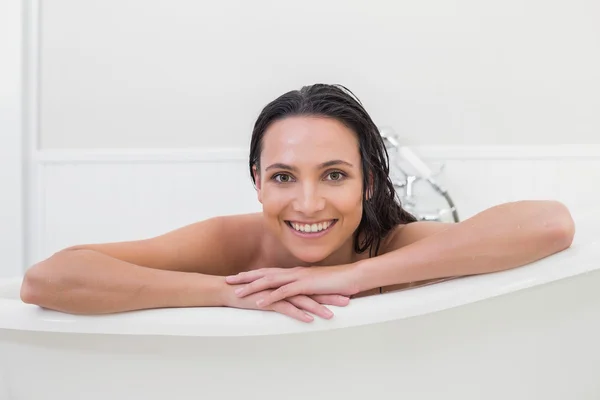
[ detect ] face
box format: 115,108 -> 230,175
254,116 -> 364,264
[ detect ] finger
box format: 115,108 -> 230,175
256,283 -> 303,308
235,274 -> 295,298
270,300 -> 313,323
225,270 -> 267,284
287,295 -> 334,320
310,294 -> 350,307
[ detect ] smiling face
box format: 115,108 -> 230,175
254,116 -> 365,264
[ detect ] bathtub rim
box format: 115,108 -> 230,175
2,210 -> 599,337
2,241 -> 598,337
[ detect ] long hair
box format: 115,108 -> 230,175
249,84 -> 417,257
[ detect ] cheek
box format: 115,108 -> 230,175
260,187 -> 289,216
331,183 -> 363,217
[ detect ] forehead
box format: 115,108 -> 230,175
260,116 -> 360,164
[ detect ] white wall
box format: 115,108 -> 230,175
40,0 -> 600,148
4,1 -> 600,275
30,146 -> 600,265
0,1 -> 24,277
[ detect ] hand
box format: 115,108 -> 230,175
225,265 -> 361,309
223,283 -> 350,323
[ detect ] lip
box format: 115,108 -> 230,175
285,220 -> 337,239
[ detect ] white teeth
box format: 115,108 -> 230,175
289,220 -> 334,233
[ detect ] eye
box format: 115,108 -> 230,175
272,173 -> 294,183
325,171 -> 346,181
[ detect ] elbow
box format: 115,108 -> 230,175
20,263 -> 46,305
20,250 -> 73,306
20,273 -> 40,305
545,201 -> 576,252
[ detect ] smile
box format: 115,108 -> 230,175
285,219 -> 338,238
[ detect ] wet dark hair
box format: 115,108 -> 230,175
249,84 -> 417,257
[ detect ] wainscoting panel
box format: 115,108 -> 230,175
29,147 -> 600,267
38,158 -> 259,265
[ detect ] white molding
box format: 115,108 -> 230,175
36,148 -> 249,164
410,145 -> 600,160
35,144 -> 600,164
0,0 -> 25,277
23,0 -> 41,271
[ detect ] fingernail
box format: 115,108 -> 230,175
235,288 -> 244,296
324,309 -> 333,318
256,299 -> 265,307
304,314 -> 314,322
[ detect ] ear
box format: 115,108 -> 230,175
252,165 -> 263,204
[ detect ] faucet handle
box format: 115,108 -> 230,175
393,175 -> 419,198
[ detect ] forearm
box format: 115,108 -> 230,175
355,201 -> 576,292
20,249 -> 226,314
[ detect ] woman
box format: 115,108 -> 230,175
20,84 -> 576,323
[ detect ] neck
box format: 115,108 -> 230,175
308,236 -> 356,267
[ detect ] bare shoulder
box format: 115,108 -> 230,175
379,221 -> 454,254
63,213 -> 265,276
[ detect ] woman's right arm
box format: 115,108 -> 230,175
19,214 -> 259,314
20,248 -> 227,314
19,214 -> 348,320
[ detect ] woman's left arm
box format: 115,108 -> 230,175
355,200 -> 575,292
228,200 -> 576,308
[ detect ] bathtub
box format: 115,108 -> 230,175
1,209 -> 599,400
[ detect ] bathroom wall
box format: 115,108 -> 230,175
40,0 -> 600,148
2,1 -> 600,276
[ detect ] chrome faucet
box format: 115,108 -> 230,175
380,127 -> 460,223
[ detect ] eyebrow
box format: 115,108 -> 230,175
265,160 -> 354,172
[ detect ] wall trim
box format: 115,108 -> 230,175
36,148 -> 250,164
23,0 -> 41,271
35,145 -> 600,164
0,0 -> 25,277
413,145 -> 600,160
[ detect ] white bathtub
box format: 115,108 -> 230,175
2,210 -> 599,400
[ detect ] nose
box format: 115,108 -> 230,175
292,182 -> 325,215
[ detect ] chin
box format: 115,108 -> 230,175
288,247 -> 332,265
